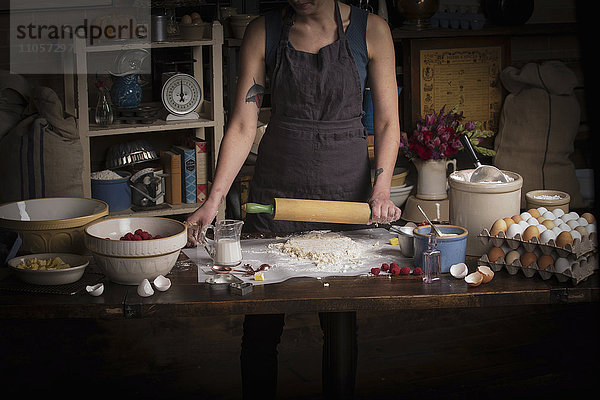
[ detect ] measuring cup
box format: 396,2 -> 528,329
199,219 -> 244,267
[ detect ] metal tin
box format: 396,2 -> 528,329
152,15 -> 168,42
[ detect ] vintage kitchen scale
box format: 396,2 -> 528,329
161,72 -> 202,121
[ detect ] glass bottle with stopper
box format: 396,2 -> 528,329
422,231 -> 440,283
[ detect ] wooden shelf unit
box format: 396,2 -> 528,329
64,22 -> 226,219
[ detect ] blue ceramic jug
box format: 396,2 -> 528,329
110,73 -> 142,109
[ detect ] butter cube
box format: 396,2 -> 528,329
254,272 -> 264,281
389,237 -> 399,245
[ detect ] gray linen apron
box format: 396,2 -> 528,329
241,4 -> 364,399
245,0 -> 371,233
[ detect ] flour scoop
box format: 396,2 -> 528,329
459,135 -> 508,183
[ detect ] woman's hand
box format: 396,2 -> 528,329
368,190 -> 401,224
184,197 -> 221,247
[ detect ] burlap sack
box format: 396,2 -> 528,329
494,61 -> 585,209
0,85 -> 83,203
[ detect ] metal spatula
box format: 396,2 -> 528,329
459,135 -> 508,183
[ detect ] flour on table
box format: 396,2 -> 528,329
268,231 -> 368,272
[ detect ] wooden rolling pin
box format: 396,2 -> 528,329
242,198 -> 371,225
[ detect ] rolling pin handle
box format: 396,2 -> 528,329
241,203 -> 274,215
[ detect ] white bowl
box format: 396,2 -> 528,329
390,184 -> 414,207
8,253 -> 89,285
84,217 -> 187,285
0,197 -> 109,254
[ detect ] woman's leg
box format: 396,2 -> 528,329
241,313 -> 286,399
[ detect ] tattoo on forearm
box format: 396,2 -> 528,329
373,168 -> 383,185
245,79 -> 265,110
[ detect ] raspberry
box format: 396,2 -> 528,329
135,229 -> 144,236
370,267 -> 381,275
133,234 -> 142,241
390,262 -> 399,270
381,263 -> 390,271
390,267 -> 400,276
412,267 -> 423,275
154,235 -> 162,239
399,266 -> 410,275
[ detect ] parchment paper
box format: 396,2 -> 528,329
182,228 -> 414,285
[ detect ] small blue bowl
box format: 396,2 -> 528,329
413,225 -> 468,273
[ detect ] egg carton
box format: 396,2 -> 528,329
478,228 -> 597,259
478,251 -> 598,285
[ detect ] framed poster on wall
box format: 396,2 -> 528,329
408,36 -> 510,133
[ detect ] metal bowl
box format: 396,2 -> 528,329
8,253 -> 90,285
105,139 -> 159,169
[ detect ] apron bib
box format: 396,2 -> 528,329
247,1 -> 371,233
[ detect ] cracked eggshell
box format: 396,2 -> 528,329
137,278 -> 154,297
465,271 -> 483,287
477,265 -> 494,283
450,262 -> 468,279
86,283 -> 104,296
153,275 -> 171,291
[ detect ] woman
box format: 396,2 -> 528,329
186,0 -> 401,397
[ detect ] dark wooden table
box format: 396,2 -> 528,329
1,246 -> 598,398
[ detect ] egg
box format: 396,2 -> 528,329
181,14 -> 192,24
490,218 -> 508,236
506,223 -> 523,238
505,250 -> 521,265
586,223 -> 596,234
527,208 -> 541,218
537,254 -> 555,270
511,215 -> 523,223
526,217 -> 539,225
551,226 -> 563,236
537,207 -> 548,214
191,11 -> 201,19
539,229 -> 556,244
568,211 -> 579,219
542,211 -> 556,220
575,225 -> 589,238
555,231 -> 574,248
554,257 -> 571,274
518,220 -> 530,230
541,219 -> 556,230
487,247 -> 505,263
567,219 -> 580,229
536,216 -> 546,224
520,252 -> 537,267
560,213 -> 574,222
552,208 -> 565,217
581,212 -> 595,224
503,217 -> 515,227
576,217 -> 588,227
571,230 -> 582,241
537,224 -> 547,234
522,225 -> 540,242
558,223 -> 571,232
520,212 -> 532,221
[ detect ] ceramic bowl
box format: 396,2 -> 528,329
0,197 -> 109,255
525,189 -> 570,213
390,184 -> 414,208
413,225 -> 468,273
180,22 -> 210,40
84,216 -> 187,285
8,253 -> 89,285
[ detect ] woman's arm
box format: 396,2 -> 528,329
365,13 -> 402,223
185,17 -> 267,243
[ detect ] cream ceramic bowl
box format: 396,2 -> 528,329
0,197 -> 109,255
84,216 -> 187,285
8,253 -> 89,285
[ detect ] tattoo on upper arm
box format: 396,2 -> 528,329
245,79 -> 265,110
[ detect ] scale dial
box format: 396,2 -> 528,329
161,73 -> 202,115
